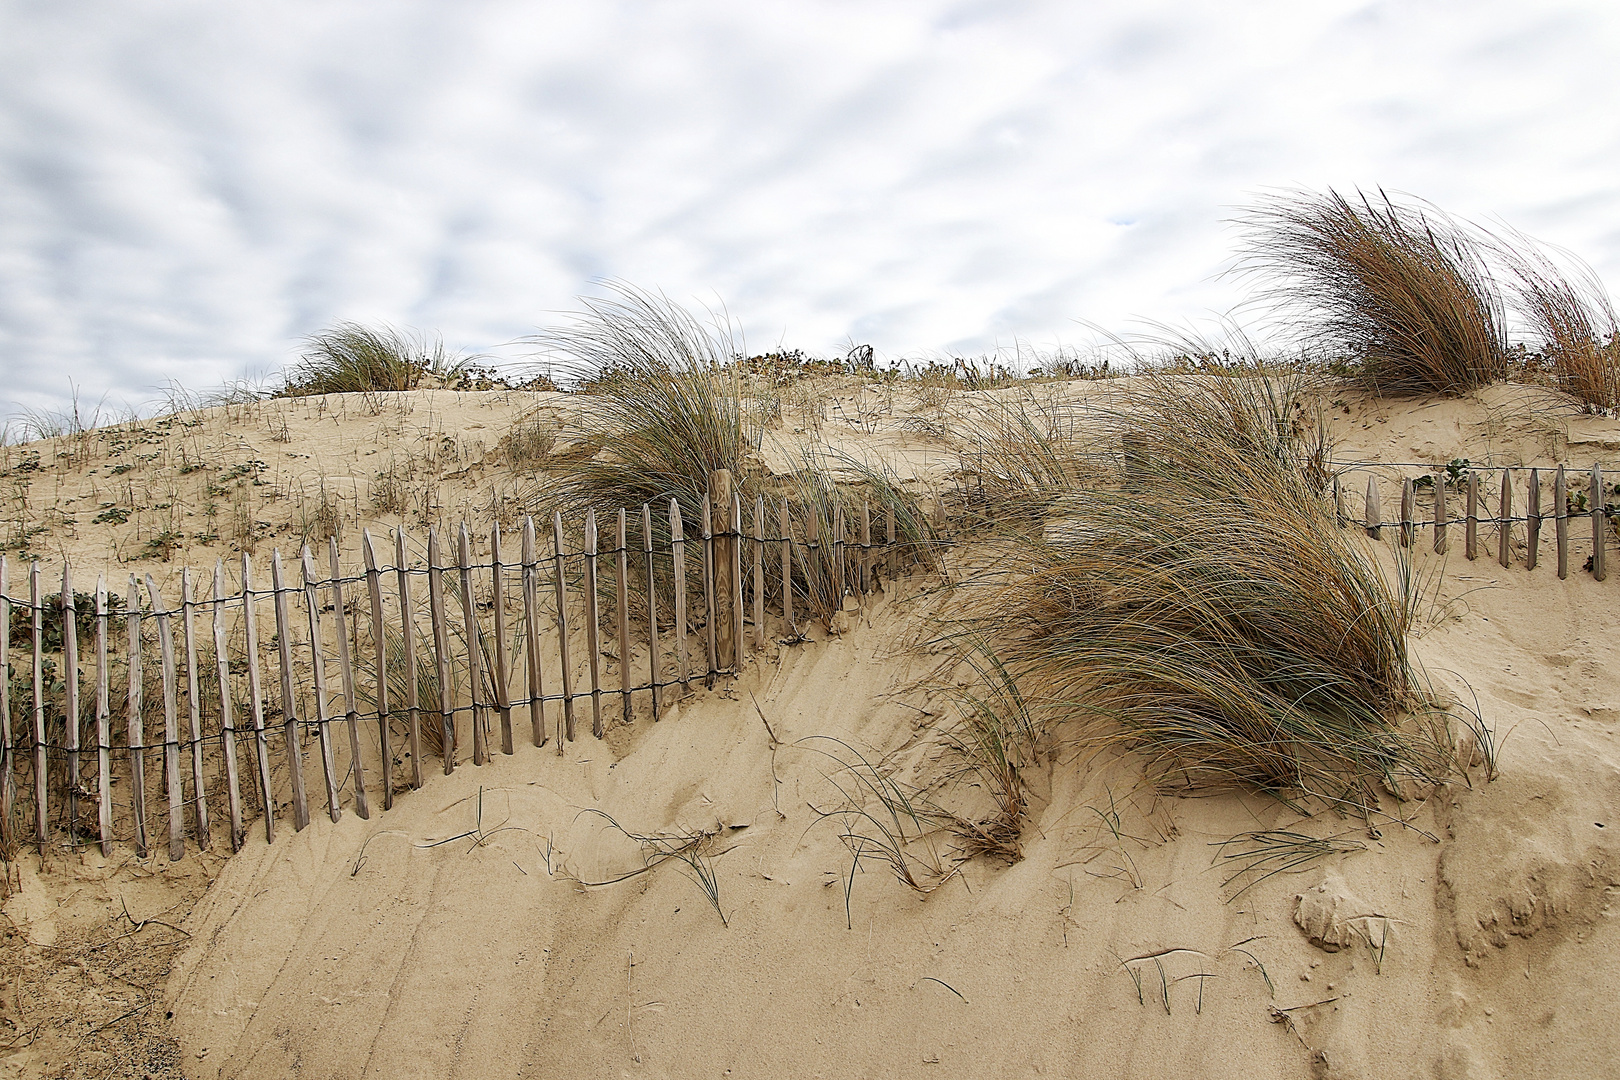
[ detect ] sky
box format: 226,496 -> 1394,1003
2,0 -> 1619,421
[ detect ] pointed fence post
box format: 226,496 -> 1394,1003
94,576 -> 112,855
270,552 -> 310,831
642,504 -> 660,720
361,532 -> 393,810
731,490 -> 745,670
1400,477 -> 1414,549
456,525 -> 489,766
583,511 -> 604,738
126,573 -> 151,854
552,512 -> 576,745
1434,469 -> 1448,554
521,517 -> 546,746
1556,465 -> 1569,580
1466,471 -> 1480,560
178,568 -> 212,849
211,562 -> 245,850
780,500 -> 795,641
1527,469 -> 1543,571
394,529 -> 423,788
1499,469 -> 1514,569
300,547 -> 342,822
143,575 -> 185,859
670,500 -> 689,691
1593,464 -> 1608,582
427,529 -> 456,772
30,562 -> 46,849
329,539 -> 370,817
1365,475 -> 1383,540
490,523 -> 514,755
753,495 -> 766,651
616,509 -> 632,723
61,565 -> 80,845
241,554 -> 275,843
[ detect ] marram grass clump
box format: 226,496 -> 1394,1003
967,371 -> 1467,808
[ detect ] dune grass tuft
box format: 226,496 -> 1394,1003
1240,188 -> 1509,396
1498,235 -> 1620,412
961,369 -> 1460,808
282,322 -> 477,396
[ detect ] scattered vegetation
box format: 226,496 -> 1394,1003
280,322 -> 486,396
1240,188 -> 1510,395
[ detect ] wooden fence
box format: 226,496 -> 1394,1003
1332,461 -> 1612,580
0,471 -> 923,861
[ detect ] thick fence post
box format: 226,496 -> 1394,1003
1365,476 -> 1382,540
671,499 -> 689,691
32,562 -> 46,849
1466,472 -> 1480,560
642,504 -> 660,720
1499,469 -> 1513,569
780,500 -> 795,640
731,490 -> 744,670
1434,469 -> 1448,554
753,495 -> 766,651
616,509 -> 632,723
179,568 -> 212,849
95,575 -> 112,856
1399,477 -> 1414,549
702,487 -> 718,682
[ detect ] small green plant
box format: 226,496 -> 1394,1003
92,505 -> 130,525
139,530 -> 183,561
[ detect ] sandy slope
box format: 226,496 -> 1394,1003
5,378 -> 1620,1079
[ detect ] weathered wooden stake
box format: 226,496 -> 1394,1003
731,490 -> 744,670
1365,475 -> 1383,540
1466,471 -> 1480,560
552,513 -> 576,745
1400,477 -> 1414,549
211,562 -> 245,850
270,552 -> 310,831
671,500 -> 689,689
1499,469 -> 1513,569
642,504 -> 660,720
834,503 -> 847,604
456,525 -> 489,766
520,518 -> 546,746
583,511 -> 604,738
94,575 -> 111,855
329,539 -> 371,817
394,529 -> 423,788
701,485 -> 719,679
780,500 -> 795,640
1433,470 -> 1448,554
143,575 -> 185,860
30,562 -> 46,849
300,547 -> 342,822
1556,465 -> 1569,580
426,529 -> 456,772
753,495 -> 766,651
1593,464 -> 1608,582
361,532 -> 393,810
241,554 -> 275,842
178,568 -> 212,849
490,523 -> 514,755
616,509 -> 632,723
1527,469 -> 1543,571
126,573 -> 150,854
61,565 -> 80,845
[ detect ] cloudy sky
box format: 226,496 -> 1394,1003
2,0 -> 1618,419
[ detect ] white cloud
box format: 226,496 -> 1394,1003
1,0 -> 1618,416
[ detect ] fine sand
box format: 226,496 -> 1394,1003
4,378 -> 1620,1079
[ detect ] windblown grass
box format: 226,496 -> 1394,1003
1240,188 -> 1509,395
282,322 -> 476,396
959,368 -> 1461,808
1498,234 -> 1620,412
